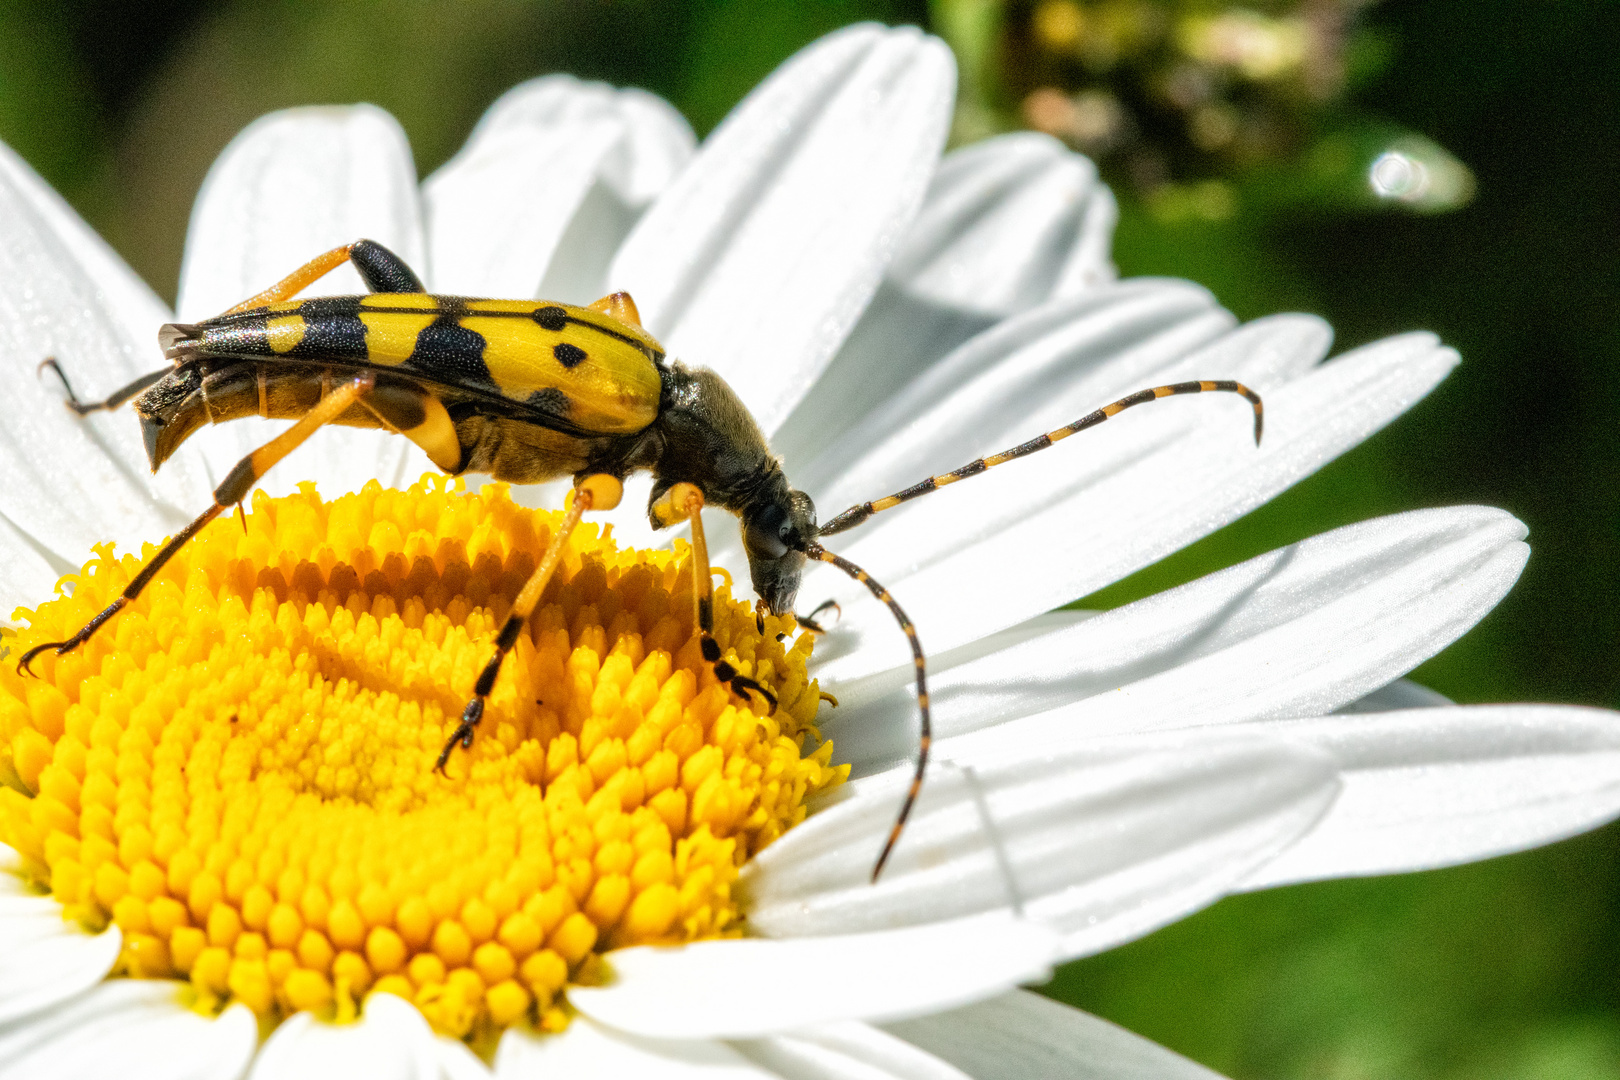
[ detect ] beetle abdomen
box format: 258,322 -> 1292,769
134,361 -> 393,472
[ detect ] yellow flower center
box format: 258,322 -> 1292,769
0,477 -> 842,1041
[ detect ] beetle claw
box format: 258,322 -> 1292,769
16,640 -> 68,677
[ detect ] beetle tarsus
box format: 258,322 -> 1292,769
728,674 -> 778,710
17,639 -> 68,677
38,358 -> 85,411
435,698 -> 484,773
795,598 -> 840,635
16,595 -> 129,677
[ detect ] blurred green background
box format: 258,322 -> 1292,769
2,1 -> 1616,1076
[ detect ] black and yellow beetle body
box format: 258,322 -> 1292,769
29,238 -> 1261,880
137,240 -> 817,615
146,294 -> 665,475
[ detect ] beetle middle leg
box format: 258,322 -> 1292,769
435,474 -> 624,773
17,373 -> 376,675
653,483 -> 778,712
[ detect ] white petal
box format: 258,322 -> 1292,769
463,78 -> 694,206
437,1034 -> 495,1080
826,506 -> 1526,771
0,871 -> 122,1027
0,980 -> 255,1080
0,512 -> 66,621
568,912 -> 1058,1039
809,327 -> 1456,682
175,105 -> 431,501
740,735 -> 1336,961
610,24 -> 955,432
1241,705 -> 1620,889
950,507 -> 1522,754
890,133 -> 1115,316
883,990 -> 1229,1080
733,1021 -> 973,1080
248,992 -> 447,1080
178,105 -> 425,318
0,142 -> 172,351
496,1017 -> 775,1079
425,76 -> 694,301
0,152 -> 213,587
1336,677 -> 1453,713
771,134 -> 1118,470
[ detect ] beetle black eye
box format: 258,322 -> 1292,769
746,507 -> 790,560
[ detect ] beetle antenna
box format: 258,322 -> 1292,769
820,380 -> 1262,536
804,543 -> 927,882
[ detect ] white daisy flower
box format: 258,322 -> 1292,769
3,21 -> 1619,1080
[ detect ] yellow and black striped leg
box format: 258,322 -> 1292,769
820,380 -> 1264,536
18,374 -> 376,676
38,358 -> 167,416
435,475 -> 623,773
652,483 -> 777,712
804,544 -> 928,882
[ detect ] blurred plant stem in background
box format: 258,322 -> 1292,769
1,1 -> 1618,1078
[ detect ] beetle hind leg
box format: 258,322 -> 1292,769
17,374 -> 376,677
220,238 -> 424,316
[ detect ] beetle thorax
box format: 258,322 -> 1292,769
626,363 -> 817,615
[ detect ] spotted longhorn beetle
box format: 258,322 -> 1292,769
22,239 -> 1262,880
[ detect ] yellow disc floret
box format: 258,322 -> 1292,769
0,476 -> 842,1039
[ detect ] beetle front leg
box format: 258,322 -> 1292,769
652,483 -> 777,712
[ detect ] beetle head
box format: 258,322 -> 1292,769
742,487 -> 817,616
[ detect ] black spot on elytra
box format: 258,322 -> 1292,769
526,387 -> 571,419
297,296 -> 364,318
407,317 -> 494,387
289,297 -> 366,360
534,306 -> 568,331
553,342 -> 587,369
